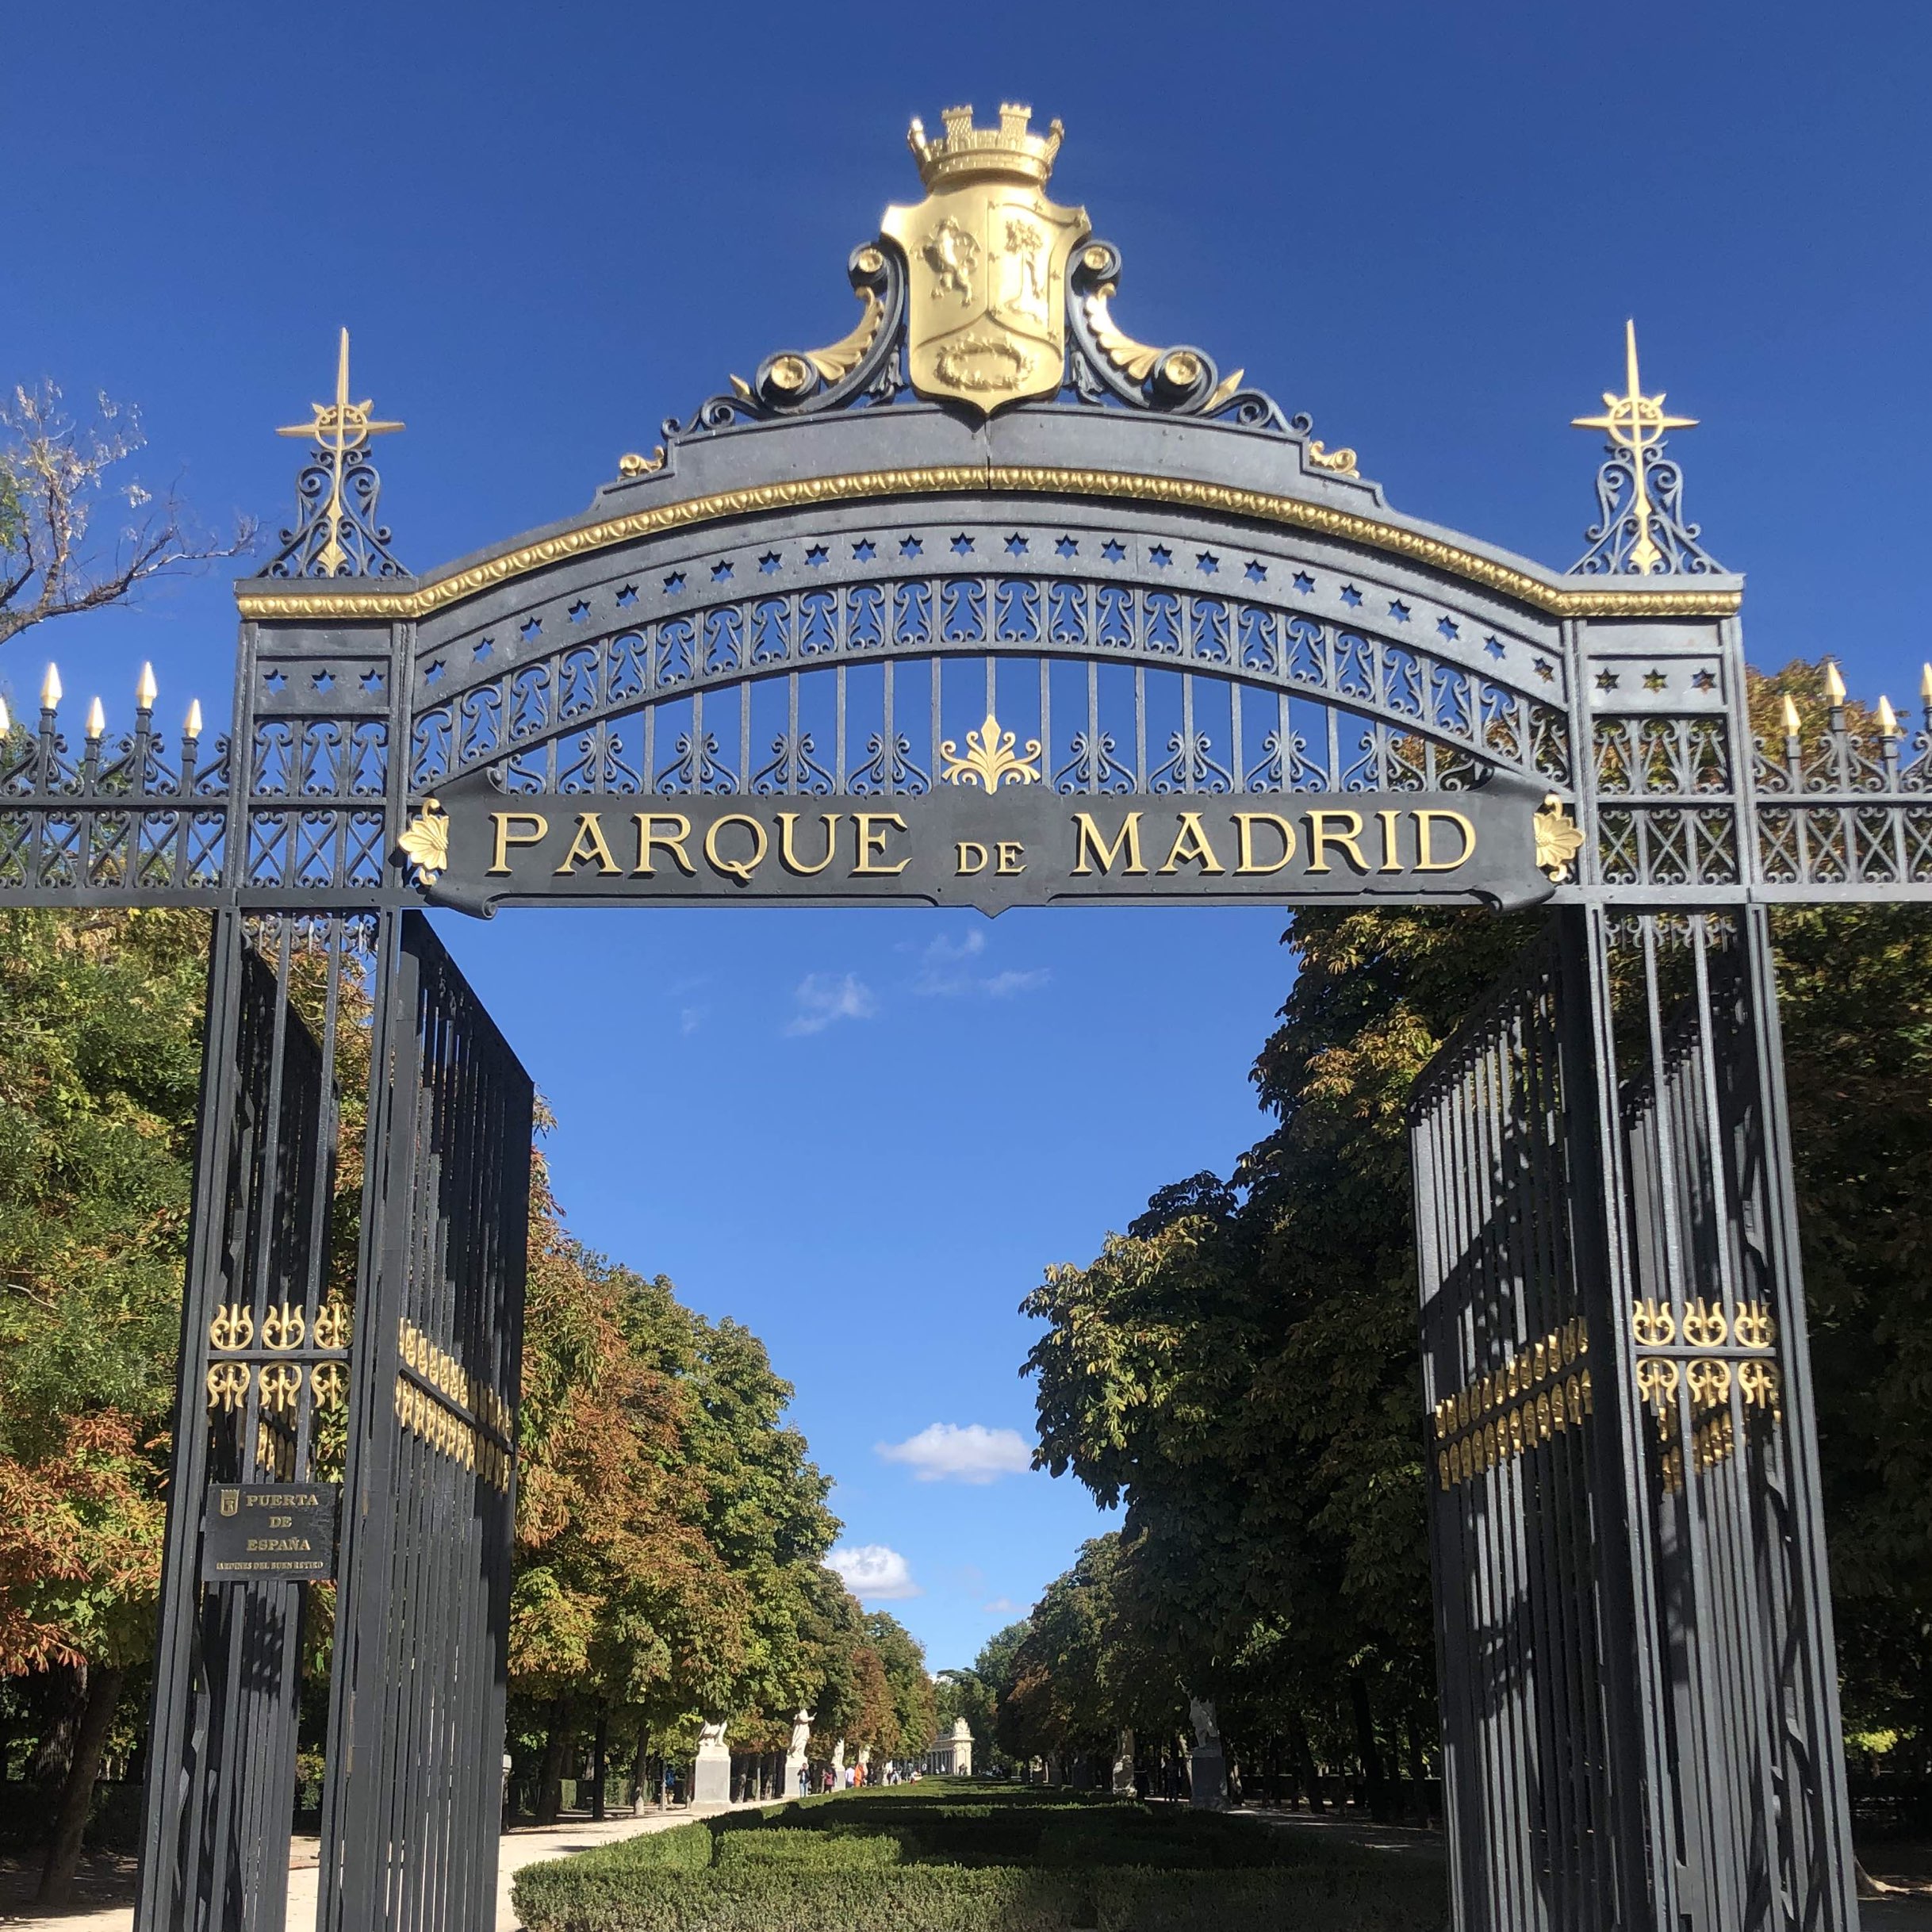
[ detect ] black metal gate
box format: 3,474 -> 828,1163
130,914 -> 529,1932
316,914 -> 531,1932
1412,910 -> 1859,1931
136,915 -> 357,1932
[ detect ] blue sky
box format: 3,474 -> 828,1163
6,0 -> 1930,1669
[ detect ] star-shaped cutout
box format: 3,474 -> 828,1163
1196,552 -> 1219,575
711,561 -> 734,583
1437,618 -> 1460,642
519,617 -> 542,640
805,546 -> 828,567
1485,638 -> 1506,661
1150,545 -> 1172,569
1245,561 -> 1267,582
758,552 -> 783,573
1340,585 -> 1362,608
1643,669 -> 1668,692
616,585 -> 638,608
1056,535 -> 1079,558
663,572 -> 685,594
1292,572 -> 1315,595
1388,600 -> 1410,623
568,600 -> 590,623
1690,669 -> 1716,692
361,669 -> 385,693
952,534 -> 975,555
1596,669 -> 1620,692
1006,534 -> 1029,557
1102,539 -> 1126,562
1533,658 -> 1554,681
473,639 -> 493,659
853,539 -> 876,561
900,536 -> 923,558
312,669 -> 333,691
423,661 -> 443,684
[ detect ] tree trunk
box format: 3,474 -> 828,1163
1288,1712 -> 1323,1813
36,1664 -> 125,1909
1348,1673 -> 1389,1820
590,1708 -> 608,1822
1403,1708 -> 1429,1823
631,1723 -> 650,1815
536,1700 -> 569,1826
29,1665 -> 83,1793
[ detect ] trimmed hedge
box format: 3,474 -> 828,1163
509,1784 -> 1448,1932
710,1829 -> 907,1869
513,1864 -> 1087,1932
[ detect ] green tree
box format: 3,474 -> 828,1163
0,908 -> 207,1900
861,1612 -> 937,1763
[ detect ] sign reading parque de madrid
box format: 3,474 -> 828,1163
410,769 -> 1579,916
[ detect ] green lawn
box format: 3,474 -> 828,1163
511,1782 -> 1447,1932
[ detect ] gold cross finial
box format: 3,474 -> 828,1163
1571,320 -> 1696,573
276,329 -> 404,575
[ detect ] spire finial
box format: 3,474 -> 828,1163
267,328 -> 407,580
40,664 -> 62,711
184,698 -> 204,738
1824,660 -> 1847,707
136,662 -> 158,711
1569,322 -> 1715,577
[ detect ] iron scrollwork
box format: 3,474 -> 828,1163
667,244 -> 908,434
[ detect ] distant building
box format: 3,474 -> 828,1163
926,1718 -> 973,1777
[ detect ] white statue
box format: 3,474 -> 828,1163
788,1708 -> 814,1757
1188,1696 -> 1220,1745
692,1718 -> 731,1808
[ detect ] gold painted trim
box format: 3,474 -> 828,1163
236,466 -> 1743,623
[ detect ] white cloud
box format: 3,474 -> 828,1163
912,930 -> 1050,1000
679,1005 -> 706,1036
784,972 -> 877,1036
982,1597 -> 1023,1616
826,1544 -> 921,1602
877,1422 -> 1034,1485
981,968 -> 1052,998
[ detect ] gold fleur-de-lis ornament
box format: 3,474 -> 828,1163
1534,795 -> 1586,881
939,710 -> 1041,794
397,797 -> 450,885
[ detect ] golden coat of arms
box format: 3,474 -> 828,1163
882,105 -> 1090,415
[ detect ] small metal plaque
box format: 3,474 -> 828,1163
201,1484 -> 341,1582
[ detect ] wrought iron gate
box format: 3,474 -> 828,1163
136,915 -> 357,1932
128,914 -> 529,1932
1412,910 -> 1859,1932
319,914 -> 531,1932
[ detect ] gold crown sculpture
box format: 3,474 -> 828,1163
907,102 -> 1064,190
